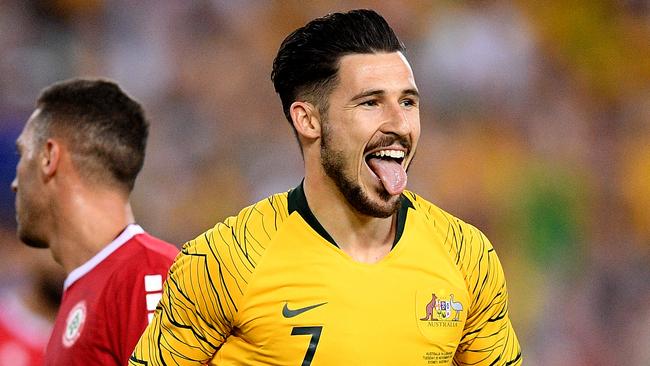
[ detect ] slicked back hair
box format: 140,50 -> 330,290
34,78 -> 149,193
271,9 -> 405,135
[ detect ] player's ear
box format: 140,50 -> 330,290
40,138 -> 61,180
290,101 -> 321,140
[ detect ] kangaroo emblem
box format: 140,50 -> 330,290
420,293 -> 438,321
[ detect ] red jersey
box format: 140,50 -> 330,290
44,224 -> 178,366
0,294 -> 52,366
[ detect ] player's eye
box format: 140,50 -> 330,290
359,99 -> 379,107
401,98 -> 418,108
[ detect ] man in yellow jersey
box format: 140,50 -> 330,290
131,9 -> 521,365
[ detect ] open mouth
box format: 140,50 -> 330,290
365,149 -> 405,164
364,148 -> 408,195
364,149 -> 406,171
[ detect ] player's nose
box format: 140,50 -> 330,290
383,101 -> 410,137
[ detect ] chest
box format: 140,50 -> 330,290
44,283 -> 109,364
218,223 -> 469,365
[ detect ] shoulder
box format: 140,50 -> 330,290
97,236 -> 175,311
160,192 -> 290,326
131,232 -> 179,261
405,192 -> 510,308
403,190 -> 495,267
222,191 -> 291,237
102,234 -> 178,287
117,232 -> 179,267
174,191 -> 290,288
183,191 -> 290,256
403,191 -> 480,233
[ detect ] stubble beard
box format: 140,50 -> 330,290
16,197 -> 49,249
320,124 -> 401,219
17,223 -> 49,249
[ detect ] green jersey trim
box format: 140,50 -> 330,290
287,180 -> 413,248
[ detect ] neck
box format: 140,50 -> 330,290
49,187 -> 135,274
303,176 -> 396,263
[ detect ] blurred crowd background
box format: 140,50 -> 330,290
0,0 -> 649,365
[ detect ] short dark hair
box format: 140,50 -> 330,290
34,78 -> 149,192
271,9 -> 405,125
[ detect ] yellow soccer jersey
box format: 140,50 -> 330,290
130,184 -> 521,365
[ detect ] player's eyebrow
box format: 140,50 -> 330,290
350,88 -> 420,102
350,89 -> 384,102
403,88 -> 420,98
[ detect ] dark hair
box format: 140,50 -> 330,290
271,9 -> 405,125
34,78 -> 149,192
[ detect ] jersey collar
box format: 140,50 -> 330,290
287,181 -> 412,248
64,224 -> 144,290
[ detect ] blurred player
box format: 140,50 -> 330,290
131,9 -> 521,365
0,243 -> 63,366
12,78 -> 179,366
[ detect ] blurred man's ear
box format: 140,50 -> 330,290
41,139 -> 61,180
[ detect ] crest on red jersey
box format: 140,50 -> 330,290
62,301 -> 86,347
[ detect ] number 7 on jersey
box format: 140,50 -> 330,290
291,326 -> 323,366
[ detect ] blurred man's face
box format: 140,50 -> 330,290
12,110 -> 50,248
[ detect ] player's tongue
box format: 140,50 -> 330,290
367,157 -> 407,196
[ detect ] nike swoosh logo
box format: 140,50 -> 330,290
282,302 -> 327,318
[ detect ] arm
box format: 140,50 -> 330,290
129,230 -> 235,365
454,227 -> 522,365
